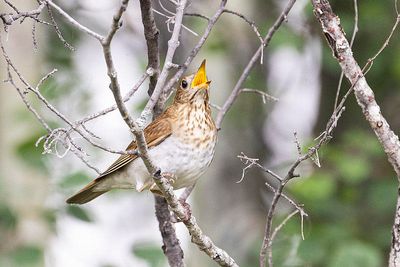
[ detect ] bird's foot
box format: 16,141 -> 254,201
161,172 -> 177,186
178,199 -> 192,222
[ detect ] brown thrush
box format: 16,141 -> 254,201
66,60 -> 217,204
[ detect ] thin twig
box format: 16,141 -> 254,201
139,0 -> 160,100
241,88 -> 278,103
158,0 -> 228,107
215,0 -> 297,130
73,70 -> 151,126
136,0 -> 189,127
153,174 -> 239,267
333,0 -> 358,110
270,209 -> 299,243
311,2 -> 400,267
0,1 -> 47,26
46,0 -> 104,41
223,9 -> 265,49
46,4 -> 75,50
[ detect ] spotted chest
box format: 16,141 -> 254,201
114,101 -> 217,191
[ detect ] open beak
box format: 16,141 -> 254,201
191,59 -> 211,89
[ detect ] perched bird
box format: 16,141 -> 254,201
67,60 -> 217,204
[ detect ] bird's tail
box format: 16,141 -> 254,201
66,179 -> 108,204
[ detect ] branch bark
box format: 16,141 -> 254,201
138,0 -> 160,107
154,195 -> 185,267
136,0 -> 188,127
310,1 -> 400,266
215,0 -> 297,129
153,174 -> 239,267
159,0 -> 227,107
138,0 -> 184,265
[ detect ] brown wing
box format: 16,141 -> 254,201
66,111 -> 174,204
98,113 -> 173,178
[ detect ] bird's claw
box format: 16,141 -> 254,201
178,199 -> 192,222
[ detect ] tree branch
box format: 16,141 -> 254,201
139,0 -> 184,265
45,0 -> 104,41
136,0 -> 188,126
158,0 -> 227,106
139,0 -> 160,100
153,174 -> 239,267
154,195 -> 184,267
310,0 -> 400,266
215,0 -> 297,129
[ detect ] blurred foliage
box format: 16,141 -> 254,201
66,206 -> 93,223
132,244 -> 166,267
15,132 -> 48,172
257,129 -> 396,267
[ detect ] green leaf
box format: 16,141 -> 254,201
66,206 -> 92,222
132,243 -> 165,267
328,241 -> 382,267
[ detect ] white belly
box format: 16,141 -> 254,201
104,135 -> 216,192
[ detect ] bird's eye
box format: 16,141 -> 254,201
181,80 -> 188,89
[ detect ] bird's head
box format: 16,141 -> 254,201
174,60 -> 211,104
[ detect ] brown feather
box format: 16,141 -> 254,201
66,109 -> 174,204
66,61 -> 215,205
66,179 -> 107,204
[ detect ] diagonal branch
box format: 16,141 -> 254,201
158,0 -> 227,106
46,0 -> 104,41
100,2 -> 237,266
311,0 -> 400,266
139,0 -> 184,265
153,174 -> 239,267
136,0 -> 188,125
139,0 -> 160,99
215,0 -> 297,129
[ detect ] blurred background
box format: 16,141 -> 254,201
1,0 -> 400,266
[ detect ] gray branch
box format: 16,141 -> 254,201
215,0 -> 297,129
139,0 -> 161,113
311,0 -> 400,266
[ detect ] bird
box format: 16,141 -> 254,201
66,60 -> 217,204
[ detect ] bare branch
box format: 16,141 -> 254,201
46,4 -> 74,50
311,1 -> 400,266
100,0 -> 159,175
46,0 -> 104,41
139,0 -> 160,98
0,1 -> 47,26
238,153 -> 282,183
73,70 -> 151,126
0,35 -> 131,155
153,173 -> 239,267
154,195 -> 184,267
222,9 -> 264,49
333,0 -> 358,110
264,181 -> 307,219
241,88 -> 278,103
259,105 -> 346,266
158,0 -> 228,106
137,0 -> 189,124
270,209 -> 299,243
215,0 -> 297,130
184,12 -> 210,21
